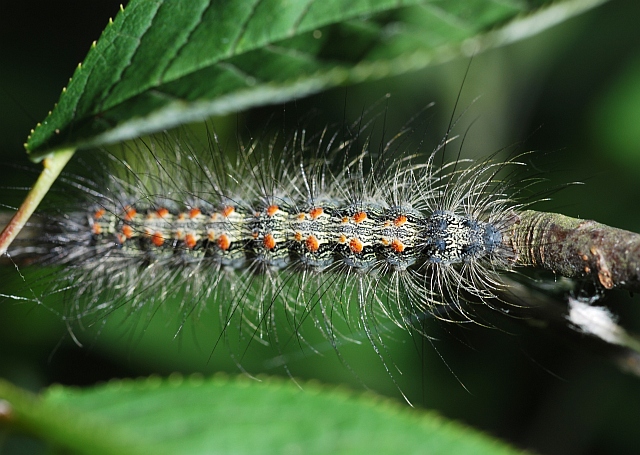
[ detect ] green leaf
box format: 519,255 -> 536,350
25,0 -> 608,160
1,376 -> 526,455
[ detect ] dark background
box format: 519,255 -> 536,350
2,1 -> 640,454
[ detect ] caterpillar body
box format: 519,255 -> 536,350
3,113 -> 529,393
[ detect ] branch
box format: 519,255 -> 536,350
505,210 -> 640,292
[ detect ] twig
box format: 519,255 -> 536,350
506,210 -> 640,293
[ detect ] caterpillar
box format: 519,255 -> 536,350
1,102 -> 533,382
5,98 -> 640,414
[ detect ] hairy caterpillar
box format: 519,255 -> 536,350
1,99 -> 539,391
5,92 -> 640,401
4,104 -> 640,451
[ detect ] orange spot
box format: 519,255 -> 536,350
391,239 -> 405,253
185,233 -> 197,249
353,212 -> 367,223
349,238 -> 363,254
294,231 -> 303,241
252,232 -> 259,239
217,234 -> 231,251
94,208 -> 105,220
92,223 -> 102,235
266,205 -> 279,217
341,217 -> 349,224
207,229 -> 216,241
175,228 -> 184,239
306,235 -> 319,252
383,220 -> 392,228
296,213 -> 306,221
116,233 -> 125,244
310,207 -> 323,219
189,208 -> 201,218
124,206 -> 137,221
263,233 -> 276,250
222,206 -> 235,218
157,208 -> 169,218
338,234 -> 347,244
381,238 -> 390,246
122,225 -> 134,239
177,213 -> 186,221
151,232 -> 165,247
394,215 -> 407,226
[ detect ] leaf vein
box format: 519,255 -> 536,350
147,89 -> 185,102
95,1 -> 163,115
291,0 -> 318,36
230,0 -> 264,55
419,3 -> 474,31
217,62 -> 264,86
265,44 -> 319,65
160,0 -> 213,86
